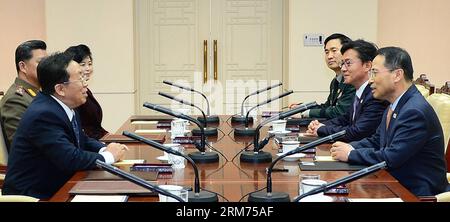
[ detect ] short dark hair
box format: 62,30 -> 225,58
38,52 -> 73,95
376,47 -> 414,81
324,33 -> 351,48
65,44 -> 92,63
341,39 -> 378,63
15,40 -> 47,72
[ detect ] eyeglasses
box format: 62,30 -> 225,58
339,59 -> 357,69
369,69 -> 396,78
62,75 -> 88,86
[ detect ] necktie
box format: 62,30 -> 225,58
385,107 -> 394,130
352,96 -> 360,121
71,117 -> 80,148
332,79 -> 340,105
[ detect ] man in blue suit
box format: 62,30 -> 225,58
330,47 -> 448,196
306,40 -> 388,142
2,52 -> 128,199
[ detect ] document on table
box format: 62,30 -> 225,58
348,198 -> 403,202
71,195 -> 129,202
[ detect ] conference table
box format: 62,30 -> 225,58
49,115 -> 419,202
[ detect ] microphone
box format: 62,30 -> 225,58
158,92 -> 218,136
234,90 -> 294,137
231,83 -> 283,124
163,80 -> 220,124
143,102 -> 219,163
95,160 -> 186,202
247,130 -> 346,202
122,131 -> 218,202
240,101 -> 317,163
292,161 -> 387,202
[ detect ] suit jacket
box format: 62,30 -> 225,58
317,84 -> 389,142
76,88 -> 108,140
349,85 -> 448,196
309,76 -> 355,119
2,93 -> 105,199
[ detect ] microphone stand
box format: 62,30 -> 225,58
163,80 -> 219,124
292,161 -> 387,202
144,102 -> 219,163
122,131 -> 218,202
240,102 -> 317,163
158,92 -> 218,136
96,160 -> 186,202
248,131 -> 346,202
231,83 -> 283,124
234,90 -> 294,137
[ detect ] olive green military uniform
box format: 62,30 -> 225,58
0,78 -> 38,151
308,75 -> 355,119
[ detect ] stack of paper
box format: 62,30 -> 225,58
314,156 -> 336,162
131,121 -> 158,125
348,198 -> 403,202
135,129 -> 167,134
113,159 -> 145,167
71,195 -> 129,202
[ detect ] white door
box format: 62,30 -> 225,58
135,0 -> 284,115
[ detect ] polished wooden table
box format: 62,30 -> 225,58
50,115 -> 418,202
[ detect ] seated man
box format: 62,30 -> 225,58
306,40 -> 388,142
2,52 -> 128,199
330,47 -> 448,196
290,33 -> 355,119
0,40 -> 47,150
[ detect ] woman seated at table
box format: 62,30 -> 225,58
65,44 -> 109,140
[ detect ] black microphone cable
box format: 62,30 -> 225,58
200,187 -> 230,202
206,143 -> 229,162
239,186 -> 267,202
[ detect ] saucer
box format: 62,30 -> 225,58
156,155 -> 168,162
267,130 -> 291,135
276,152 -> 306,161
299,194 -> 333,202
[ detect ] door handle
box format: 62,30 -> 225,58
203,40 -> 208,84
214,40 -> 218,81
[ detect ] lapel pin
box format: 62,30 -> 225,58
393,113 -> 397,119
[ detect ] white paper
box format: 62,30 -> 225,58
135,129 -> 167,134
348,198 -> 403,202
71,195 -> 128,202
131,121 -> 158,125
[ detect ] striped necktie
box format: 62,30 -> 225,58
71,117 -> 80,148
385,108 -> 394,130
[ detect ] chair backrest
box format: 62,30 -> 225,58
0,119 -> 8,166
414,74 -> 435,96
0,195 -> 39,202
416,84 -> 430,97
446,138 -> 450,173
427,93 -> 450,154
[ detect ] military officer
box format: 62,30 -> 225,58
0,40 -> 47,150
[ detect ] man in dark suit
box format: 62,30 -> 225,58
306,40 -> 388,142
2,52 -> 127,199
330,47 -> 448,196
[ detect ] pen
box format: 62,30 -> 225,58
271,168 -> 289,172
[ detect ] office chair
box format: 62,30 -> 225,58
0,120 -> 8,166
0,120 -> 8,190
0,195 -> 39,202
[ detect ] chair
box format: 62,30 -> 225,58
0,195 -> 39,202
436,191 -> 450,202
0,119 -> 8,189
414,74 -> 435,97
447,138 -> 450,183
0,120 -> 8,166
427,93 -> 450,152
